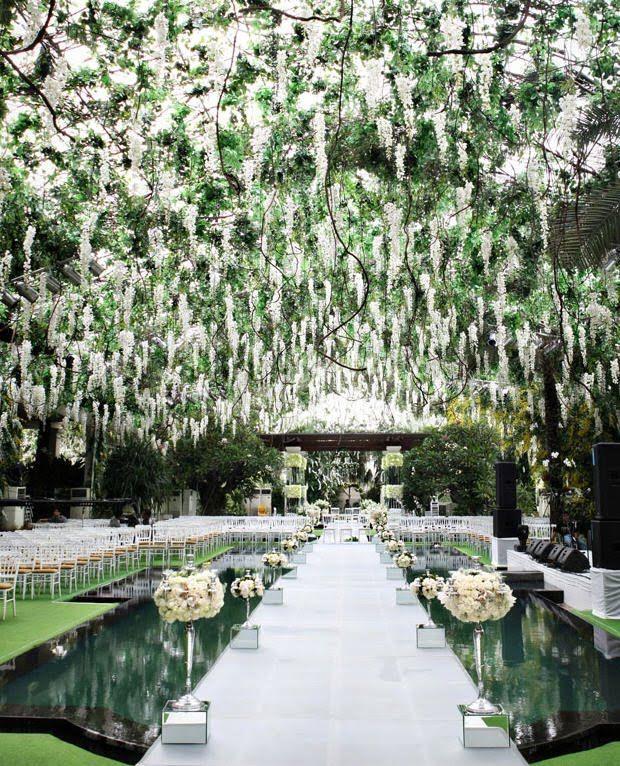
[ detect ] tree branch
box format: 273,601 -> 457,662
427,1 -> 531,58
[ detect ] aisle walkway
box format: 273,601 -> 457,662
140,539 -> 526,766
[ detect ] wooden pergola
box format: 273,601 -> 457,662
259,432 -> 426,452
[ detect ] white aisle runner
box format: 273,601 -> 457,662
140,542 -> 526,766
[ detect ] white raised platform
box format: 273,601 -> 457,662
141,540 -> 526,766
507,550 -> 592,610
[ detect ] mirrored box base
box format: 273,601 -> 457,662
380,551 -> 393,564
416,624 -> 446,648
263,587 -> 284,604
387,566 -> 404,580
375,542 -> 386,553
292,552 -> 306,564
458,705 -> 510,748
282,566 -> 297,579
396,588 -> 418,605
161,701 -> 209,744
304,543 -> 314,553
230,624 -> 260,649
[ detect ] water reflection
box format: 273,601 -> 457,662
0,546 -> 276,747
430,588 -> 620,750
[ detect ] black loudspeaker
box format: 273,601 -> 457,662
546,544 -> 565,565
592,443 -> 620,520
526,538 -> 539,555
591,519 -> 620,570
496,461 -> 518,509
493,506 -> 522,538
556,546 -> 590,573
531,540 -> 555,561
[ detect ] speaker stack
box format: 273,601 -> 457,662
492,461 -> 521,537
591,443 -> 620,570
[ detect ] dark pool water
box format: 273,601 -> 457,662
0,548 -> 276,747
433,595 -> 620,749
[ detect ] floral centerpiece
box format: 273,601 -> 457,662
294,529 -> 309,543
281,537 -> 298,552
262,550 -> 288,567
262,549 -> 288,575
385,538 -> 405,554
439,569 -> 515,715
378,528 -> 395,542
411,572 -> 445,625
230,570 -> 264,626
393,549 -> 417,582
154,565 -> 225,711
369,507 -> 388,528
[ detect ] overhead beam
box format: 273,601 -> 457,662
259,432 -> 426,452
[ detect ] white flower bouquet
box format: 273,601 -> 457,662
386,539 -> 405,554
438,569 -> 516,716
154,566 -> 226,711
370,507 -> 388,528
438,569 -> 515,624
154,568 -> 225,624
394,550 -> 416,569
379,528 -> 394,542
262,550 -> 289,569
411,572 -> 445,601
231,571 -> 265,600
294,530 -> 309,543
281,537 -> 298,552
231,570 -> 265,626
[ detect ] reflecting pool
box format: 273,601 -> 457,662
0,550 -> 275,749
426,578 -> 620,755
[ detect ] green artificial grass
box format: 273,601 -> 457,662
573,609 -> 620,639
453,544 -> 492,567
0,599 -> 116,665
536,742 -> 620,766
0,734 -> 122,766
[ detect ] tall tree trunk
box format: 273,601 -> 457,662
83,414 -> 96,491
30,419 -> 59,497
542,355 -> 563,528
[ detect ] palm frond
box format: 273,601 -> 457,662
551,177 -> 620,269
573,102 -> 620,148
